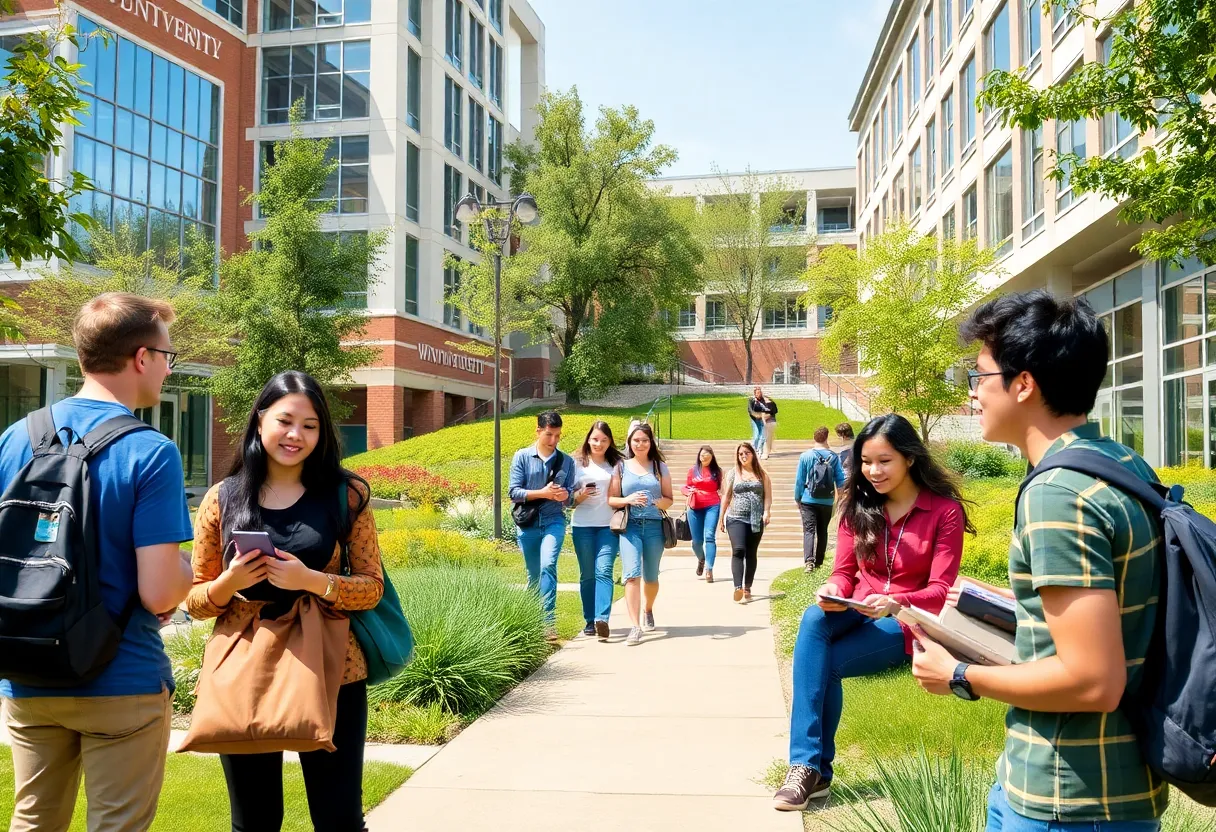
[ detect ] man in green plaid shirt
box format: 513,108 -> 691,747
910,290 -> 1167,830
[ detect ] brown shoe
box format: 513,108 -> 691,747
743,587 -> 753,603
594,620 -> 610,641
773,764 -> 830,811
696,559 -> 705,577
733,587 -> 745,602
705,568 -> 714,584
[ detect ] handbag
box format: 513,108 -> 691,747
512,450 -> 567,529
339,482 -> 414,687
674,513 -> 693,542
610,505 -> 630,534
659,510 -> 678,549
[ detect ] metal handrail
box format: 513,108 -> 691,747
641,394 -> 674,441
805,366 -> 872,419
670,360 -> 726,386
446,377 -> 556,427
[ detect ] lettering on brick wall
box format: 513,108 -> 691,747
107,0 -> 223,60
418,343 -> 487,375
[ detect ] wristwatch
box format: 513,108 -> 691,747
949,663 -> 980,701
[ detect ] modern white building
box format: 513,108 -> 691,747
851,0 -> 1207,467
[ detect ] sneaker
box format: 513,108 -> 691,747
733,587 -> 745,602
642,610 -> 656,632
705,568 -> 714,584
773,764 -> 830,811
743,587 -> 753,603
595,620 -> 610,641
696,559 -> 705,577
582,623 -> 596,637
804,562 -> 816,573
626,627 -> 643,646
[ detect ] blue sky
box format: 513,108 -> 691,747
526,0 -> 891,177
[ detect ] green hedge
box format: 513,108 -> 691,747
378,527 -> 511,571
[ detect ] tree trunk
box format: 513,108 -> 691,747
743,338 -> 754,385
918,412 -> 931,444
565,387 -> 581,405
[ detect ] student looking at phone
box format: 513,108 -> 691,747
684,445 -> 723,583
571,421 -> 623,641
773,414 -> 971,811
186,371 -> 384,832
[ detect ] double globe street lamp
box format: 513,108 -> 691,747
453,192 -> 541,540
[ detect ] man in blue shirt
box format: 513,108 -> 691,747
508,411 -> 575,639
794,426 -> 846,572
1,294 -> 194,832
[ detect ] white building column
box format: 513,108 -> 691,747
807,189 -> 818,233
1140,261 -> 1162,467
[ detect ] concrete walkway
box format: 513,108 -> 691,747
367,555 -> 804,832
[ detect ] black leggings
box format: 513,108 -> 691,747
799,502 -> 834,568
220,680 -> 368,832
726,518 -> 762,590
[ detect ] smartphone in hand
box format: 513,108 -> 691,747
231,530 -> 278,559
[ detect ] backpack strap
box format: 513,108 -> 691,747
26,406 -> 59,453
1016,448 -> 1170,517
76,414 -> 153,459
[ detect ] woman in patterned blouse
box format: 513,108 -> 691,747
186,371 -> 383,832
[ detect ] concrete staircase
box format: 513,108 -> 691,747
658,438 -> 826,559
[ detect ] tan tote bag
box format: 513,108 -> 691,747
177,594 -> 350,754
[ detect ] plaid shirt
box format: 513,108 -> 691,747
998,423 -> 1168,822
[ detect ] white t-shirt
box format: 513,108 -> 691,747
571,459 -> 614,527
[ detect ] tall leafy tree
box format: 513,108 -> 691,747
448,88 -> 701,404
980,0 -> 1216,265
803,222 -> 997,441
209,104 -> 386,431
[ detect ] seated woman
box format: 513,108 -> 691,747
772,413 -> 973,811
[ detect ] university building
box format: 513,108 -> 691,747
852,0 -> 1208,467
0,0 -> 546,492
651,168 -> 858,385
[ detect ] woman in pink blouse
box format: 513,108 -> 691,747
773,414 -> 974,811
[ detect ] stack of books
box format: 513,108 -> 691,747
895,582 -> 1017,666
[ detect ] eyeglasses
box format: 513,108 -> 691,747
967,369 -> 1002,391
142,347 -> 179,370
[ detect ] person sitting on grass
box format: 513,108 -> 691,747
773,413 -> 971,811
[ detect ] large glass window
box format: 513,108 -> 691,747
1022,126 -> 1044,237
1100,36 -> 1138,159
489,0 -> 503,33
942,205 -> 957,241
468,14 -> 485,89
705,299 -> 728,330
405,234 -> 419,315
1056,103 -> 1087,212
445,0 -> 463,69
443,164 -> 462,238
911,141 -> 923,214
408,0 -> 421,37
263,0 -> 368,30
73,19 -> 219,267
677,301 -> 697,329
469,99 -> 485,172
406,142 -> 420,222
261,135 -> 367,215
961,56 -> 976,152
763,297 -> 808,330
407,48 -> 421,131
924,4 -> 935,85
986,145 -> 1013,256
0,365 -> 46,434
1021,0 -> 1041,67
926,117 -> 937,194
961,0 -> 975,27
983,3 -> 1009,129
205,0 -> 244,27
1052,1 -> 1075,43
963,183 -> 978,240
444,75 -> 463,157
488,38 -> 504,109
1160,272 -> 1211,466
941,88 -> 955,179
909,33 -> 921,106
881,99 -> 889,162
893,73 -> 904,141
941,0 -> 954,58
261,41 -> 370,124
488,115 -> 503,185
1164,375 -> 1204,466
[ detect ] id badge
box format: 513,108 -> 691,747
34,511 -> 61,543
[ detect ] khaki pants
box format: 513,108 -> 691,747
4,690 -> 171,832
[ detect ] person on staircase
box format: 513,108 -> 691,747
795,427 -> 847,573
719,443 -> 772,604
834,422 -> 855,471
760,395 -> 779,460
683,445 -> 723,583
747,387 -> 769,457
772,413 -> 971,811
571,421 -> 623,641
608,422 -> 673,647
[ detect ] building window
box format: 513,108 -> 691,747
961,0 -> 975,29
408,0 -> 422,38
881,99 -> 889,163
818,205 -> 852,233
924,4 -> 935,87
868,121 -> 877,188
961,56 -> 976,153
926,116 -> 937,194
407,48 -> 421,132
1100,36 -> 1138,159
1055,81 -> 1087,212
444,257 -> 462,327
261,136 -> 368,215
443,164 -> 462,238
489,0 -> 503,33
677,302 -> 696,329
318,230 -> 369,308
488,38 -> 504,109
896,167 -> 907,217
263,0 -> 368,30
406,141 -> 420,222
941,88 -> 955,180
911,141 -> 923,214
404,235 -> 419,315
1021,0 -> 1041,69
72,19 -> 220,267
705,299 -> 728,330
764,297 -> 808,330
446,0 -> 464,68
1022,126 -> 1044,237
206,0 -> 244,28
985,145 -> 1013,257
468,99 -> 485,173
468,14 -> 485,89
983,3 -> 1009,129
893,73 -> 904,141
1052,1 -> 1075,43
942,205 -> 956,241
941,0 -> 954,58
963,183 -> 978,240
444,75 -> 463,157
488,116 -> 503,185
261,41 -> 371,124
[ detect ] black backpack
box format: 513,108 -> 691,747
808,451 -> 835,499
0,407 -> 152,687
1019,448 -> 1216,805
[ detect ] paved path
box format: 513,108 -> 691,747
367,555 -> 804,832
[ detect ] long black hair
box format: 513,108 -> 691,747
222,371 -> 369,542
692,445 -> 723,488
839,414 -> 974,562
577,420 -> 624,468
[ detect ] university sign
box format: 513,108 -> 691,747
105,0 -> 224,59
418,343 -> 488,376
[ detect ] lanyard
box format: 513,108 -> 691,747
882,516 -> 910,593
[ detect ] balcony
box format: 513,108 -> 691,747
817,221 -> 855,234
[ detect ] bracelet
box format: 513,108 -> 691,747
321,574 -> 336,600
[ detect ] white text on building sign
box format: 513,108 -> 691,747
418,343 -> 487,375
106,0 -> 223,60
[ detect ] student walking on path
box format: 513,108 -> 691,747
774,413 -> 970,811
795,427 -> 847,572
683,446 -> 724,583
720,443 -> 772,604
747,387 -> 769,457
608,422 -> 673,647
834,423 -> 855,470
571,421 -> 623,641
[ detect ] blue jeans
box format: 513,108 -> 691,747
571,525 -> 618,624
620,517 -> 664,583
985,783 -> 1161,831
517,519 -> 566,624
750,417 -> 765,456
789,608 -> 908,781
686,503 -> 720,568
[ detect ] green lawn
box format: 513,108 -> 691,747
0,747 -> 410,831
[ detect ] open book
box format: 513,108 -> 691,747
896,604 -> 1017,666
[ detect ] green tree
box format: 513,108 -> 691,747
0,1 -> 99,267
803,223 -> 997,441
447,88 -> 701,404
209,104 -> 387,431
686,169 -> 811,384
979,0 -> 1216,265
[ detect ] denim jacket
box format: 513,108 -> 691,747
508,445 -> 576,527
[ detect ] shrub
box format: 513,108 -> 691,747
943,441 -> 1025,479
353,464 -> 478,506
378,527 -> 509,571
374,505 -> 444,532
440,495 -> 519,540
163,621 -> 213,715
369,566 -> 548,716
365,700 -> 463,745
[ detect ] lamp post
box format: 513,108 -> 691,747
454,192 -> 540,540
